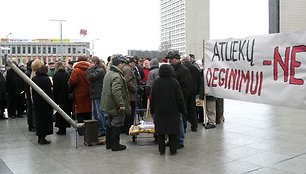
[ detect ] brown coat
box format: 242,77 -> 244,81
69,61 -> 92,113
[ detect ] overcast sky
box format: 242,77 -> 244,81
0,0 -> 268,60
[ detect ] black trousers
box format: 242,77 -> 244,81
122,101 -> 136,134
7,96 -> 23,117
157,134 -> 177,154
183,95 -> 198,129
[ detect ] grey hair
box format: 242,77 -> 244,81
180,54 -> 190,62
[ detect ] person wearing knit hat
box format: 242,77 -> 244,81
101,54 -> 131,151
111,54 -> 126,66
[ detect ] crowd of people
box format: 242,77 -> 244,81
0,51 -> 224,155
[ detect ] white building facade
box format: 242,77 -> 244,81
160,0 -> 210,59
280,0 -> 306,32
0,38 -> 90,65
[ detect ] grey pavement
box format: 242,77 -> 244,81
1,99 -> 306,174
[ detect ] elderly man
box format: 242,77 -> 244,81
101,55 -> 131,151
181,54 -> 201,132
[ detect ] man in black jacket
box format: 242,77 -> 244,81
166,50 -> 192,149
181,54 -> 201,132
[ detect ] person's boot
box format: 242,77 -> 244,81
105,126 -> 112,149
38,136 -> 51,145
56,128 -> 66,135
111,127 -> 126,151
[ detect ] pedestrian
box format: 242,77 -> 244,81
68,56 -> 91,136
5,61 -> 25,119
0,71 -> 7,119
101,54 -> 131,151
86,56 -> 106,137
151,64 -> 186,155
53,61 -> 71,135
47,61 -> 56,77
32,65 -> 53,144
166,50 -> 193,149
181,54 -> 201,132
146,58 -> 160,97
122,57 -> 138,135
25,60 -> 35,131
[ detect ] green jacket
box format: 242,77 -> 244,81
101,64 -> 131,115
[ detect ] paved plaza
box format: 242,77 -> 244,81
1,99 -> 306,174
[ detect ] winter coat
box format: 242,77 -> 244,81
101,64 -> 131,116
69,61 -> 91,113
6,68 -> 24,98
32,70 -> 53,137
25,69 -> 32,104
183,61 -> 201,96
146,67 -> 159,97
123,65 -> 138,102
53,69 -> 71,128
0,72 -> 6,101
171,62 -> 193,98
146,58 -> 160,97
151,64 -> 185,135
86,65 -> 105,99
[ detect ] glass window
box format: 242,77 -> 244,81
22,46 -> 26,54
28,46 -> 31,54
73,48 -> 76,54
38,46 -> 41,54
17,46 -> 21,54
53,47 -> 56,54
43,46 -> 46,54
68,47 -> 71,54
48,47 -> 51,54
12,47 -> 16,54
32,46 -> 36,54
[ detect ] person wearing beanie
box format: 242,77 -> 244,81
121,56 -> 138,135
101,54 -> 131,151
165,50 -> 193,149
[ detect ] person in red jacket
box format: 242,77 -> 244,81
69,56 -> 92,136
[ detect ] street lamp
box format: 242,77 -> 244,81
91,38 -> 99,56
49,19 -> 66,60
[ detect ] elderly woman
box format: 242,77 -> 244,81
32,65 -> 53,144
69,56 -> 91,136
150,64 -> 186,155
53,61 -> 71,135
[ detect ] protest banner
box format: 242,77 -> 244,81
204,31 -> 306,109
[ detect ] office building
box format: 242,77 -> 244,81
160,0 -> 209,59
0,38 -> 90,65
280,0 -> 306,32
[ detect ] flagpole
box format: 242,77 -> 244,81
49,19 -> 66,61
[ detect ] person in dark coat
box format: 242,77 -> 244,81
53,62 -> 71,135
151,64 -> 186,155
5,61 -> 25,119
86,56 -> 106,137
181,54 -> 201,132
25,60 -> 35,131
122,57 -> 138,135
32,65 -> 53,144
166,50 -> 192,149
0,71 -> 7,119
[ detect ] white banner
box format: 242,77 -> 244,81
204,31 -> 306,109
